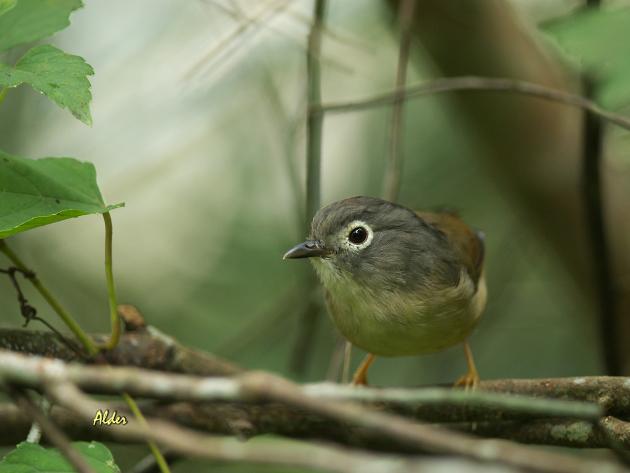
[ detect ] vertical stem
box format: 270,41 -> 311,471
581,76 -> 618,375
580,0 -> 619,374
383,0 -> 415,202
0,240 -> 98,356
290,0 -> 327,377
122,393 -> 172,473
305,0 -> 326,225
102,212 -> 121,350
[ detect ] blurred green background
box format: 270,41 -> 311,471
4,0 -> 630,470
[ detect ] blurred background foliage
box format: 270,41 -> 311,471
2,0 -> 630,470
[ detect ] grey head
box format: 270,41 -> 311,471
284,196 -> 460,292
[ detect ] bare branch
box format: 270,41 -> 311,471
315,76 -> 630,131
1,400 -> 627,451
44,382 -> 521,473
290,0 -> 328,377
383,0 -> 415,202
0,328 -> 241,376
0,350 -> 608,422
0,349 -> 622,473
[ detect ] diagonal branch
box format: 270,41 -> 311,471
9,389 -> 95,473
44,382 -> 523,473
315,76 -> 630,131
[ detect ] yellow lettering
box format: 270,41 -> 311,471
92,410 -> 103,425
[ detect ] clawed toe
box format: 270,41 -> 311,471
454,372 -> 479,390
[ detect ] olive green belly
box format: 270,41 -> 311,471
326,281 -> 484,357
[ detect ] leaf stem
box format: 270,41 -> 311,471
101,212 -> 120,350
122,392 -> 172,473
0,239 -> 98,356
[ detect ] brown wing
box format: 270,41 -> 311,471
415,210 -> 485,287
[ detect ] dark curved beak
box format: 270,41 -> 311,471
283,240 -> 330,259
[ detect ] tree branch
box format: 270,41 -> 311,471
0,349 -> 624,472
0,350 -> 608,421
315,76 -> 630,131
0,328 -> 241,376
43,382 -> 525,473
383,0 -> 415,202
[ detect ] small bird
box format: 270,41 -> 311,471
284,196 -> 486,387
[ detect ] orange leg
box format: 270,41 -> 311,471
351,353 -> 376,386
454,342 -> 479,390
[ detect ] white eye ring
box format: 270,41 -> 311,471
342,220 -> 373,251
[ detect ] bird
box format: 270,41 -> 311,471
283,196 -> 486,387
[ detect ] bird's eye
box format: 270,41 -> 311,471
348,226 -> 368,245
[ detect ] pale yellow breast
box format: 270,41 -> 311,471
313,259 -> 486,356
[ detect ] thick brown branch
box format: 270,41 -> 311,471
2,401 -> 629,452
478,377 -> 630,418
0,328 -> 241,376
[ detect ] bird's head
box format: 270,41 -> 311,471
283,196 -> 447,291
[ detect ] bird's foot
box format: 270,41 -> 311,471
351,371 -> 368,386
454,371 -> 479,391
350,353 -> 375,386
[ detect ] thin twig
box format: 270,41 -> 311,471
581,76 -> 619,375
383,0 -> 415,202
25,394 -> 49,443
325,336 -> 347,381
290,0 -> 328,377
261,69 -> 306,232
129,452 -> 181,473
185,0 -> 293,81
305,0 -> 326,226
9,388 -> 96,473
315,76 -> 630,131
0,266 -> 37,320
0,240 -> 98,356
289,292 -> 322,375
203,0 -> 354,75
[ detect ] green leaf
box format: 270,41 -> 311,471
0,0 -> 82,51
0,0 -> 16,17
0,441 -> 121,473
0,45 -> 94,124
542,7 -> 630,108
0,151 -> 123,239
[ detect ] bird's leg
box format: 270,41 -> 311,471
454,342 -> 479,390
351,353 -> 375,386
